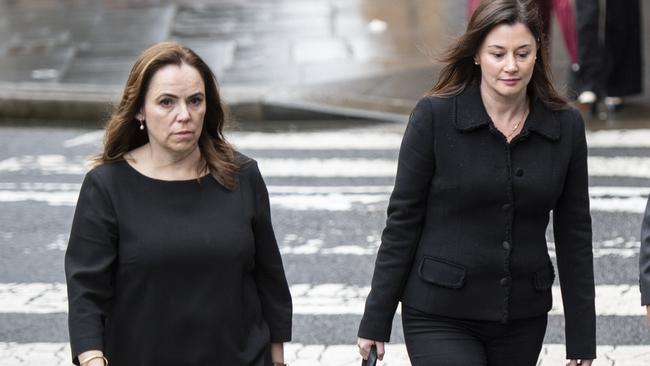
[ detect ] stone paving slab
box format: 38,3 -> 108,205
1,343 -> 650,365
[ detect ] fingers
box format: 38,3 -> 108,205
356,338 -> 371,360
568,360 -> 594,366
376,341 -> 386,361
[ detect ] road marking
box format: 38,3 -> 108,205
62,131 -> 104,148
63,130 -> 405,150
0,342 -> 648,365
1,283 -> 644,316
0,183 -> 648,212
587,128 -> 650,148
63,128 -> 650,149
5,155 -> 650,179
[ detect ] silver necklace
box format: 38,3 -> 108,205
505,107 -> 527,140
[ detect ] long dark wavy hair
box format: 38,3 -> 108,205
430,0 -> 568,110
92,42 -> 239,189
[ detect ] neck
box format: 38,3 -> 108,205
146,143 -> 204,179
480,84 -> 528,120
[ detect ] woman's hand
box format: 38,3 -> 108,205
646,305 -> 650,325
78,350 -> 106,366
567,359 -> 593,366
270,342 -> 284,364
357,337 -> 385,361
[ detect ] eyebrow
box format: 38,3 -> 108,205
155,92 -> 205,99
487,44 -> 533,50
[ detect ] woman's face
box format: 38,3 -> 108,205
137,62 -> 206,155
475,22 -> 537,99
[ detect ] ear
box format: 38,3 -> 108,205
136,110 -> 144,121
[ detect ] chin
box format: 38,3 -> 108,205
497,86 -> 526,98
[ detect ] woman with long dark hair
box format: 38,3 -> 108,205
357,1 -> 595,365
65,42 -> 292,366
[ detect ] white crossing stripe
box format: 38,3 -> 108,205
0,283 -> 644,316
0,183 -> 648,212
586,128 -> 650,148
62,128 -> 650,149
5,155 -> 650,179
0,343 -> 648,365
62,130 -> 405,150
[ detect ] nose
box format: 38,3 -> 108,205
504,54 -> 518,72
177,102 -> 191,122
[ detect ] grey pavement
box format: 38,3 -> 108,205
2,0 -> 648,124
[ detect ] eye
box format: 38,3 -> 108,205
189,96 -> 204,106
159,98 -> 173,107
517,52 -> 530,58
491,53 -> 504,59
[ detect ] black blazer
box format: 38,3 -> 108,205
358,85 -> 596,359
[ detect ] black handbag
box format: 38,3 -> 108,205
361,344 -> 378,366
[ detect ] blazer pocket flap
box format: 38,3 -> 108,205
533,265 -> 555,291
418,257 -> 467,289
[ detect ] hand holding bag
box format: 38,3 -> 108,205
361,344 -> 378,366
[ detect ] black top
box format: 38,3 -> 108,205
65,156 -> 292,366
358,85 -> 596,359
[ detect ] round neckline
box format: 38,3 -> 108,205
122,159 -> 211,183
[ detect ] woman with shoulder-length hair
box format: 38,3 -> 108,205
65,42 -> 292,366
357,0 -> 595,365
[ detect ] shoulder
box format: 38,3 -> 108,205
553,106 -> 584,126
235,151 -> 258,174
412,95 -> 453,114
552,107 -> 587,142
86,160 -> 128,185
409,95 -> 452,124
234,151 -> 264,185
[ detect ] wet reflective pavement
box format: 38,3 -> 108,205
0,0 -> 648,124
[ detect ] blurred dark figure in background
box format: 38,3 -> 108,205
574,0 -> 643,110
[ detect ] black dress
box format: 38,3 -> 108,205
65,157 -> 292,366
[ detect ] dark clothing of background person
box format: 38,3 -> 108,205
575,0 -> 643,98
65,157 -> 292,366
358,84 -> 596,360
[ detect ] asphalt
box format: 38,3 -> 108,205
0,0 -> 649,126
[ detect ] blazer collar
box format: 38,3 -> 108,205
453,83 -> 561,141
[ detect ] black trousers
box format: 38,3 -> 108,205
401,305 -> 548,366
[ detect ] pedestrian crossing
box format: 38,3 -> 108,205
0,282 -> 645,316
1,125 -> 649,365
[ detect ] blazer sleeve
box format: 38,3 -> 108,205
640,197 -> 650,305
552,111 -> 596,360
64,170 -> 118,364
251,162 -> 293,342
358,97 -> 436,341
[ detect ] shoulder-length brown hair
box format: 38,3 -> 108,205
93,41 -> 239,189
430,0 -> 568,110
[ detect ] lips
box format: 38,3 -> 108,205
174,131 -> 193,135
500,78 -> 520,86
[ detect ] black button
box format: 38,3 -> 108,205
502,241 -> 511,250
515,168 -> 524,177
500,277 -> 510,286
502,203 -> 511,210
